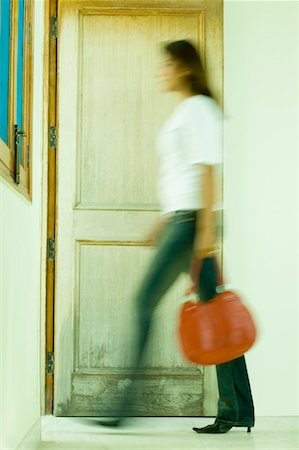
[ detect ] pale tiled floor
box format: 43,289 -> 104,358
40,416 -> 299,450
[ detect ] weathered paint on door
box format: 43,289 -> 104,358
54,0 -> 223,416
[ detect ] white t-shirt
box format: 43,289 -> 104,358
156,94 -> 223,216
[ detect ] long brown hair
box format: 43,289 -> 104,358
160,39 -> 218,104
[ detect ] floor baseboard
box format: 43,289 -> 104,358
17,417 -> 41,450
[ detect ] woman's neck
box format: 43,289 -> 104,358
178,90 -> 198,102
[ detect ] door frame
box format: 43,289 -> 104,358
41,0 -> 58,415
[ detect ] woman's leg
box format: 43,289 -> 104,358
194,256 -> 255,432
133,219 -> 196,366
216,356 -> 255,427
114,213 -> 197,418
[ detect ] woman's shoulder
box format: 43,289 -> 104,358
178,95 -> 222,126
186,95 -> 222,115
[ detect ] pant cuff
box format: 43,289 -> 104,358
216,417 -> 254,427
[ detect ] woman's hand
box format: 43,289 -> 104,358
183,226 -> 218,295
142,216 -> 169,247
193,226 -> 217,259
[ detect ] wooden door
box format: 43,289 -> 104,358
54,0 -> 223,416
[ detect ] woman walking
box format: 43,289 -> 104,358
99,39 -> 255,433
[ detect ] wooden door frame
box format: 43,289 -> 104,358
41,0 -> 223,415
43,0 -> 58,415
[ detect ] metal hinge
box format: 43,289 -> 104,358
47,352 -> 55,374
49,127 -> 57,148
50,16 -> 58,39
48,238 -> 56,261
27,144 -> 30,168
27,22 -> 31,45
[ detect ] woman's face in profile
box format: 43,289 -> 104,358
156,54 -> 187,92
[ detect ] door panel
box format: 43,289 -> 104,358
55,0 -> 223,416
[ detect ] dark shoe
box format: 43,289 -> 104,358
193,422 -> 252,434
98,417 -> 123,427
98,415 -> 135,428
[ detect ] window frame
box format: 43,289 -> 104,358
0,0 -> 34,201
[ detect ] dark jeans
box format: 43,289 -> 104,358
116,210 -> 254,426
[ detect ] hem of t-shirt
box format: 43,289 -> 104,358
159,205 -> 223,216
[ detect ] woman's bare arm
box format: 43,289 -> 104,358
194,164 -> 216,258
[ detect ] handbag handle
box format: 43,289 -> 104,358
190,255 -> 224,288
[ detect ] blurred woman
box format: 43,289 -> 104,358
99,39 -> 254,434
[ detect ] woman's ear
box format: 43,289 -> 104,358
176,61 -> 191,77
181,64 -> 192,77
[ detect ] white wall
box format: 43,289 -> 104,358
0,1 -> 45,448
223,0 -> 299,415
0,5 -> 298,448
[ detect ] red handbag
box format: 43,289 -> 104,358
178,257 -> 257,365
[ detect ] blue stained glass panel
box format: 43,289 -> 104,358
0,0 -> 11,145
